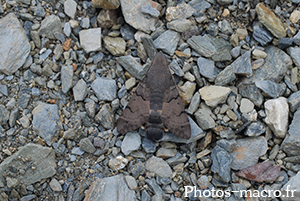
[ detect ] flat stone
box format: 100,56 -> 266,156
264,97 -> 289,138
281,171 -> 300,199
145,156 -> 172,178
199,86 -> 231,107
121,132 -> 141,155
0,143 -> 56,185
108,155 -> 128,171
84,175 -> 135,201
156,147 -> 177,159
17,93 -> 31,109
73,79 -> 87,101
91,77 -> 116,101
187,35 -> 215,58
117,55 -> 149,80
245,121 -> 266,137
61,65 -> 73,94
238,84 -> 264,107
287,46 -> 300,66
167,19 -> 192,33
79,138 -> 96,153
95,104 -> 114,130
153,30 -> 180,56
103,36 -> 126,56
230,136 -> 268,170
49,178 -> 62,192
282,108 -> 300,156
124,175 -> 137,190
32,103 -> 61,145
120,0 -> 160,33
256,3 -> 286,38
0,105 -> 9,126
0,13 -> 30,75
92,0 -> 120,9
242,46 -> 292,84
214,65 -> 236,86
253,21 -> 273,46
79,28 -> 102,53
179,81 -> 196,105
255,80 -> 285,98
211,145 -> 232,182
165,3 -> 195,21
194,107 -> 215,130
187,92 -> 200,115
188,0 -> 211,17
240,98 -> 254,113
169,59 -> 184,77
288,91 -> 300,112
197,56 -> 218,81
64,0 -> 77,19
232,51 -> 252,76
39,15 -> 62,39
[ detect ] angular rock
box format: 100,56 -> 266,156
194,107 -> 215,130
103,36 -> 126,56
230,136 -> 268,170
264,97 -> 289,138
73,79 -> 87,101
240,98 -> 254,114
153,30 -> 180,56
167,19 -> 192,33
121,132 -> 141,155
91,77 -> 116,101
39,15 -> 62,39
214,65 -> 236,86
92,0 -> 120,9
0,143 -> 56,185
0,105 -> 9,126
232,51 -> 252,76
287,46 -> 300,66
120,0 -> 160,33
97,9 -> 117,29
95,104 -> 114,130
253,21 -> 274,46
245,121 -> 266,137
197,56 -> 218,80
239,84 -> 264,107
281,171 -> 300,199
211,145 -> 232,183
282,108 -> 300,156
145,156 -> 172,178
187,35 -> 215,58
117,55 -> 149,80
84,175 -> 135,201
32,103 -> 61,145
288,91 -> 300,112
61,65 -> 73,94
156,147 -> 177,159
199,86 -> 231,107
79,138 -> 96,153
242,46 -> 292,84
188,0 -> 211,17
79,28 -> 102,53
179,81 -> 196,105
64,0 -> 77,19
49,178 -> 62,192
187,92 -> 200,114
256,3 -> 286,38
0,13 -> 30,75
165,3 -> 195,21
255,80 -> 285,98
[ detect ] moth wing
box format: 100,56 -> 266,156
161,85 -> 191,139
117,79 -> 150,134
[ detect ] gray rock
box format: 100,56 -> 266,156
91,77 -> 116,101
120,24 -> 136,41
0,13 -> 30,75
156,147 -> 177,159
277,37 -> 294,49
15,0 -> 30,5
79,28 -> 102,53
49,178 -> 62,192
187,35 -> 215,58
287,46 -> 300,66
255,80 -> 285,98
39,15 -> 62,39
0,105 -> 9,126
142,137 -> 156,153
211,145 -> 232,182
120,0 -> 159,33
214,65 -> 236,86
20,195 -> 36,201
61,65 -> 73,94
288,91 -> 300,112
197,56 -> 218,80
0,143 -> 56,185
281,171 -> 300,199
232,51 -> 252,76
103,36 -> 126,56
293,30 -> 300,45
39,49 -> 52,61
0,85 -> 8,96
9,108 -> 18,127
167,19 -> 192,33
242,46 -> 292,84
124,175 -> 137,190
195,107 -> 215,130
84,175 -> 136,201
145,156 -> 172,178
130,161 -> 146,178
32,103 -> 61,145
153,30 -> 180,56
145,178 -> 164,197
187,92 -> 200,114
238,84 -> 264,107
71,147 -> 85,155
199,86 -> 231,107
169,59 -> 184,77
117,55 -> 149,80
95,104 -> 114,130
239,98 -> 254,113
79,138 -> 96,153
216,139 -> 237,152
245,121 -> 266,137
17,93 -> 31,109
188,0 -> 211,17
253,22 -> 274,46
230,136 -> 268,170
140,4 -> 160,17
64,22 -> 71,37
73,79 -> 87,101
141,36 -> 157,59
166,3 -> 195,21
121,131 -> 141,155
217,0 -> 233,5
282,108 -> 300,156
64,0 -> 77,19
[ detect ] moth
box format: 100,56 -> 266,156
117,52 -> 191,141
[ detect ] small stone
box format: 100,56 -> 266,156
19,115 -> 30,128
0,105 -> 9,126
288,91 -> 300,112
239,84 -> 263,107
39,15 -> 62,39
91,77 -> 116,101
256,3 -> 286,38
95,104 -> 114,130
71,147 -> 84,155
79,138 -> 96,153
97,9 -> 117,29
290,10 -> 300,24
211,145 -> 232,182
61,65 -> 73,94
253,21 -> 274,46
49,178 -> 62,192
103,36 -> 126,56
214,65 -> 236,86
166,19 -> 192,33
165,3 -> 195,21
124,175 -> 137,190
121,132 -> 141,155
145,156 -> 172,178
179,81 -> 196,105
240,98 -> 254,113
197,56 -> 218,81
264,97 -> 289,138
194,107 -> 215,130
142,138 -> 156,153
80,18 -> 90,28
92,0 -> 120,9
64,0 -> 77,19
79,28 -> 102,53
245,121 -> 266,137
73,79 -> 87,101
140,4 -> 160,17
156,147 -> 177,159
6,177 -> 18,188
125,77 -> 136,90
153,30 -> 180,56
199,86 -> 231,107
232,51 -> 252,76
187,92 -> 200,115
117,55 -> 149,80
255,80 -> 285,98
108,156 -> 128,171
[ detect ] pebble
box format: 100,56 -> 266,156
288,91 -> 300,112
232,50 -> 252,76
117,55 -> 149,80
264,97 -> 289,138
199,86 -> 231,107
91,77 -> 116,101
121,132 -> 141,155
73,79 -> 87,101
166,19 -> 192,33
153,30 -> 180,56
145,156 -> 172,178
103,36 -> 126,56
253,21 -> 274,46
39,15 -> 62,39
79,138 -> 96,153
197,56 -> 218,81
95,104 -> 114,130
79,28 -> 102,53
211,145 -> 232,182
245,121 -> 266,137
108,155 -> 128,171
61,65 -> 73,94
49,178 -> 62,192
240,98 -> 254,113
165,3 -> 195,21
64,0 -> 77,19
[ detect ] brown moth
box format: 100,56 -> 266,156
117,52 -> 191,141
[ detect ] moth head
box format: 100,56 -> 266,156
146,127 -> 163,141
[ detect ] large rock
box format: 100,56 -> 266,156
120,0 -> 161,33
264,97 -> 289,138
39,15 -> 63,39
0,13 -> 30,75
32,103 -> 61,145
0,143 -> 56,185
84,175 -> 136,201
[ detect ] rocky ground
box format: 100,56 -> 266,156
0,0 -> 300,200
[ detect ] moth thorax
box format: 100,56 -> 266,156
146,127 -> 163,141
